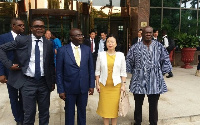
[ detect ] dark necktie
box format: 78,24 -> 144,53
35,39 -> 41,80
91,39 -> 93,53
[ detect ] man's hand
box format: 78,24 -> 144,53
0,75 -> 7,83
52,84 -> 55,91
88,88 -> 94,95
10,64 -> 21,71
59,93 -> 66,101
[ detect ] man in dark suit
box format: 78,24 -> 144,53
0,18 -> 25,125
132,29 -> 143,45
0,18 -> 55,125
56,28 -> 95,125
84,30 -> 99,70
153,29 -> 159,41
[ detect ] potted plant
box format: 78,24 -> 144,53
175,33 -> 199,69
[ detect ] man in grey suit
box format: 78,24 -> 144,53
0,18 -> 55,125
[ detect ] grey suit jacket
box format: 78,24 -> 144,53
0,35 -> 55,90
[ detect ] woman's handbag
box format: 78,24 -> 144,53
118,90 -> 131,117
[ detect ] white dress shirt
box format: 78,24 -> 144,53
138,37 -> 142,42
90,38 -> 95,53
71,42 -> 81,61
11,30 -> 18,40
153,37 -> 158,41
162,35 -> 169,48
98,38 -> 106,52
25,34 -> 44,77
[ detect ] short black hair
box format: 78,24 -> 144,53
153,29 -> 158,33
31,18 -> 44,26
11,17 -> 23,27
89,29 -> 96,34
101,31 -> 107,34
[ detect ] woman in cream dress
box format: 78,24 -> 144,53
95,36 -> 127,125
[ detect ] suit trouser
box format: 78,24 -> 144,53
133,94 -> 160,125
92,53 -> 97,70
20,76 -> 50,125
65,93 -> 88,125
7,84 -> 24,122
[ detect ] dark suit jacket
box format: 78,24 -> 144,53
83,37 -> 99,55
132,37 -> 142,46
56,43 -> 95,94
0,35 -> 55,90
0,32 -> 14,77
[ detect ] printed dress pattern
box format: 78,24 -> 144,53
126,40 -> 172,94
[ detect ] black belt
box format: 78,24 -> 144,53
24,75 -> 45,80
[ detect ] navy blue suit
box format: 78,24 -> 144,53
0,31 -> 24,122
56,43 -> 95,125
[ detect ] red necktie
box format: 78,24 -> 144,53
91,39 -> 93,52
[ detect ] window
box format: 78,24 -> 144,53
118,25 -> 123,31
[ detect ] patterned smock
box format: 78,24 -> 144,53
126,40 -> 172,95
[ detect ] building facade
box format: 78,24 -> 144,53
0,0 -> 200,52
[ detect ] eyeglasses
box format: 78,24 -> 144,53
71,34 -> 84,38
15,24 -> 25,27
32,25 -> 45,29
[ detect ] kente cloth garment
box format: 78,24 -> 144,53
126,40 -> 172,95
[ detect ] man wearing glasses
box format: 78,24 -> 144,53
0,18 -> 25,125
0,18 -> 55,125
56,28 -> 95,125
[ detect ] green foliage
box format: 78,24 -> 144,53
175,33 -> 199,49
91,7 -> 108,18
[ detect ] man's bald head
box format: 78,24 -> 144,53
142,26 -> 153,42
69,28 -> 84,46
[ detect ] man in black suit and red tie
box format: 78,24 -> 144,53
0,18 -> 55,125
84,30 -> 99,70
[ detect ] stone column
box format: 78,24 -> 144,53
130,0 -> 150,39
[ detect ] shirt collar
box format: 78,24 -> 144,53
11,30 -> 18,40
71,42 -> 80,48
31,34 -> 43,42
90,38 -> 94,41
101,38 -> 106,42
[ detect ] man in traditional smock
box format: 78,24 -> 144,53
126,26 -> 172,125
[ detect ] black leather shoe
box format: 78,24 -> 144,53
16,122 -> 23,125
166,72 -> 173,78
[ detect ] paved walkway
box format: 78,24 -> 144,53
0,66 -> 200,125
